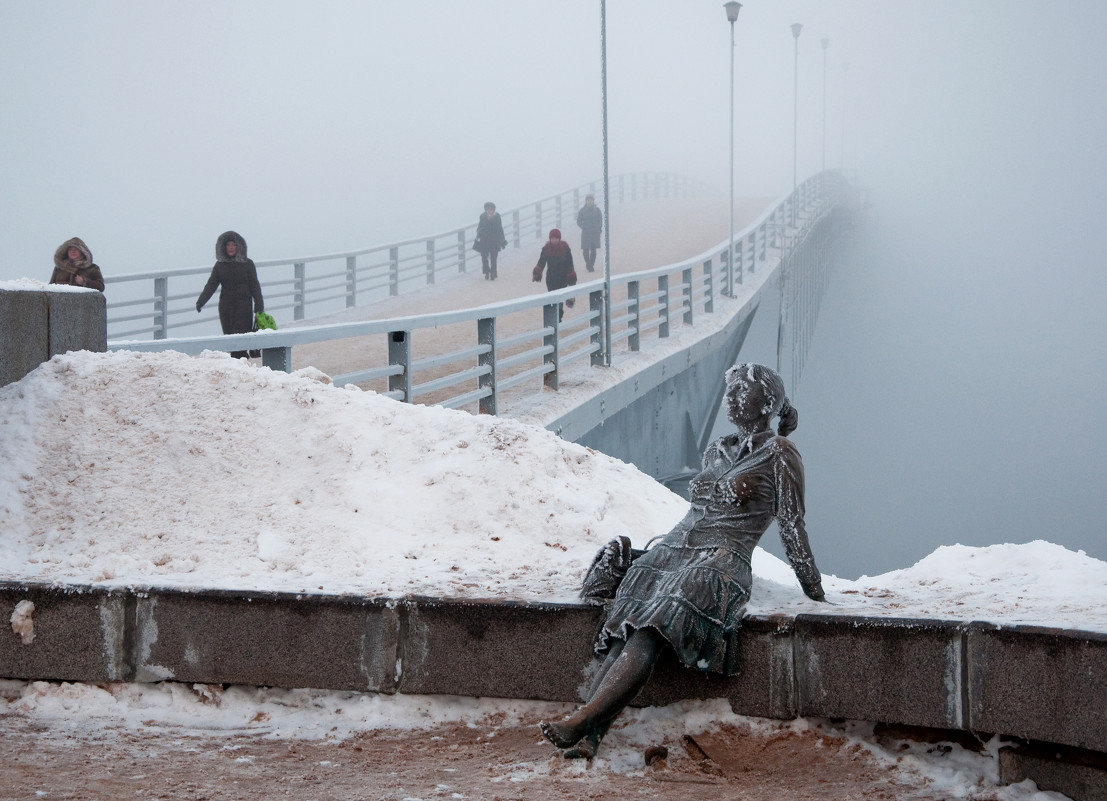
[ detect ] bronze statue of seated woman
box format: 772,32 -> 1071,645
540,362 -> 827,759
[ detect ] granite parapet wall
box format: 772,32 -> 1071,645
2,583 -> 1103,751
2,582 -> 1104,797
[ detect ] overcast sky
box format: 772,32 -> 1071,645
0,0 -> 1009,276
3,2 -> 1105,576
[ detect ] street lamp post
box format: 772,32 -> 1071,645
790,22 -> 802,226
821,37 -> 829,173
600,0 -> 612,365
841,61 -> 850,170
725,2 -> 741,297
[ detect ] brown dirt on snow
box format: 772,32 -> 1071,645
1,713 -> 1005,801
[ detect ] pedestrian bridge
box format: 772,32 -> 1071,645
102,171 -> 855,485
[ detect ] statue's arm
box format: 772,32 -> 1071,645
774,440 -> 826,601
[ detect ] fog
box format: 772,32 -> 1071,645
2,0 -> 951,275
3,2 -> 1105,578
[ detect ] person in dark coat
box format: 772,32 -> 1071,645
575,194 -> 603,272
195,231 -> 264,359
538,363 -> 826,760
50,237 -> 105,292
473,202 -> 507,280
531,228 -> 577,321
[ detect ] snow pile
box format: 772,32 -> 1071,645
0,350 -> 686,602
749,540 -> 1107,631
1,349 -> 1106,633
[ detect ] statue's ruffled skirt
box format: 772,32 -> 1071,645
596,542 -> 752,676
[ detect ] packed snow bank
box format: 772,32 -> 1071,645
1,351 -> 1105,632
0,350 -> 686,603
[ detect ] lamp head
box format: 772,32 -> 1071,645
821,37 -> 829,50
791,22 -> 803,39
724,2 -> 741,23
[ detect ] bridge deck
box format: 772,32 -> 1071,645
285,194 -> 770,405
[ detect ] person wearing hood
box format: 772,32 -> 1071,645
575,194 -> 603,273
195,231 -> 264,359
531,229 -> 577,321
50,237 -> 105,292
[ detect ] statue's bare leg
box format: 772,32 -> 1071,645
539,627 -> 664,757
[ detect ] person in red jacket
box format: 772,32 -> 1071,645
531,229 -> 577,321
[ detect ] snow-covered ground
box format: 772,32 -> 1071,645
0,679 -> 1070,800
1,348 -> 1105,633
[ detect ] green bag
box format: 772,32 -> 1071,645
255,311 -> 277,331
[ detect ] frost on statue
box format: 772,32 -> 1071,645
10,600 -> 35,645
545,363 -> 827,760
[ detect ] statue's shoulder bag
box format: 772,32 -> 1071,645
579,536 -> 652,603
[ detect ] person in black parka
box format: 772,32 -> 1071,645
474,202 -> 508,280
196,231 -> 264,359
575,194 -> 603,272
532,228 -> 577,321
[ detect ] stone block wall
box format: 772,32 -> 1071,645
0,286 -> 106,386
2,584 -> 1104,799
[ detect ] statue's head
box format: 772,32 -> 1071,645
724,363 -> 797,436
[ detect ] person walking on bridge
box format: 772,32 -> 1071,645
473,202 -> 507,280
575,194 -> 603,272
195,231 -> 264,359
50,237 -> 105,292
532,229 -> 577,321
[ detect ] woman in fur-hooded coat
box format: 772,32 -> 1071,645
50,237 -> 105,291
196,231 -> 264,354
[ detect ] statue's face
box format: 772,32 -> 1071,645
725,369 -> 772,426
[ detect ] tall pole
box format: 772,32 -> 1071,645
725,3 -> 741,297
821,37 -> 828,173
841,61 -> 850,170
600,0 -> 612,365
790,23 -> 802,226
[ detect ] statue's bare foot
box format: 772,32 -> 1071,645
538,720 -> 580,749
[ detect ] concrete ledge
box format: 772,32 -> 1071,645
638,614 -> 797,720
0,287 -> 106,386
0,290 -> 49,387
395,598 -> 601,700
0,584 -> 128,682
3,583 -> 1105,799
134,589 -> 402,692
794,615 -> 965,730
968,622 -> 1107,753
1000,742 -> 1107,801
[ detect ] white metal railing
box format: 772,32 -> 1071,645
108,172 -> 851,416
104,172 -> 709,341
